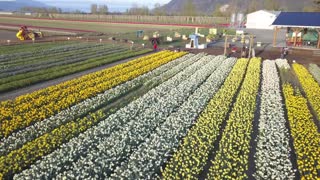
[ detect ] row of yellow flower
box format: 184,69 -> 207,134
0,51 -> 187,138
207,57 -> 261,179
0,110 -> 104,178
0,50 -> 173,118
0,51 -> 187,178
292,63 -> 320,120
282,84 -> 320,180
0,51 -> 169,122
161,58 -> 249,179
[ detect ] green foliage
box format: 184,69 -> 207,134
206,33 -> 216,40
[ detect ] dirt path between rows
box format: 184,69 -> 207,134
0,52 -> 154,101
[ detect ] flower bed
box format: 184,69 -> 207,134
0,51 -> 186,138
308,64 -> 320,85
282,84 -> 320,179
293,63 -> 320,120
254,60 -> 295,179
0,53 -> 201,157
14,53 -> 211,179
162,58 -> 248,179
207,57 -> 261,179
111,57 -> 238,179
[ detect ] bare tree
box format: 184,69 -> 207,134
153,3 -> 165,16
98,5 -> 108,14
127,3 -> 150,15
314,0 -> 320,11
91,4 -> 98,14
264,0 -> 280,10
182,0 -> 197,16
212,3 -> 224,17
248,0 -> 258,13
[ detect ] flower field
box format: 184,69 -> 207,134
0,42 -> 151,92
0,46 -> 320,179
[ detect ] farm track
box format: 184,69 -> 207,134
0,51 -> 154,101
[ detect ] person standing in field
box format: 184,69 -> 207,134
153,42 -> 158,51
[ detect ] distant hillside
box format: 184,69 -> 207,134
0,0 -> 50,11
160,0 -> 316,15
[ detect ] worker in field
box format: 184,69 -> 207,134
16,26 -> 35,41
241,45 -> 246,58
153,42 -> 158,51
16,26 -> 26,40
151,37 -> 159,51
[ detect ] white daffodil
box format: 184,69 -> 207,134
254,60 -> 295,180
14,54 -> 211,179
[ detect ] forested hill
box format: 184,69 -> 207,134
160,0 -> 316,15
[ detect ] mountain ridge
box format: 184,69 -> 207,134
0,0 -> 50,11
160,0 -> 316,15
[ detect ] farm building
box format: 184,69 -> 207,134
246,10 -> 280,29
0,11 -> 13,15
272,12 -> 320,49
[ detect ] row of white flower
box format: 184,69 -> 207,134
275,59 -> 290,69
308,64 -> 320,85
253,60 -> 296,180
54,55 -> 225,179
0,53 -> 201,156
14,53 -> 213,179
109,57 -> 237,179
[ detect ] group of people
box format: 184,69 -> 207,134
228,44 -> 288,59
228,45 -> 254,58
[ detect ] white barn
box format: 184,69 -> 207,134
246,10 -> 280,29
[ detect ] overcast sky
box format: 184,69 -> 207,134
36,0 -> 171,12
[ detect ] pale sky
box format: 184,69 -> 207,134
36,0 -> 171,12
